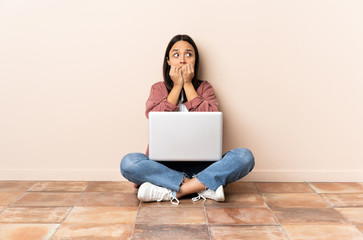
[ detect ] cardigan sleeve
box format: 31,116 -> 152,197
184,81 -> 219,112
145,82 -> 178,118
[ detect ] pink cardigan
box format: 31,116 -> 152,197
145,81 -> 219,155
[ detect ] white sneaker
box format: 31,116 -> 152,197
138,182 -> 179,205
192,185 -> 225,203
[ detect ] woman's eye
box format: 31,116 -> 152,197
186,53 -> 192,57
173,53 -> 179,57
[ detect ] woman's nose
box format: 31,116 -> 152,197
180,55 -> 186,64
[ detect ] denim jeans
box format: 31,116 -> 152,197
120,148 -> 255,192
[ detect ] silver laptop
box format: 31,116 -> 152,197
148,112 -> 223,161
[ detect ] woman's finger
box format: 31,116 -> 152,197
189,63 -> 194,74
182,64 -> 188,74
178,67 -> 183,77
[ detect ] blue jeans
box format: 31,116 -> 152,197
120,148 -> 254,192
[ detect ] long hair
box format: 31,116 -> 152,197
162,34 -> 202,103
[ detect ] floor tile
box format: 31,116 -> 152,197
205,193 -> 266,208
133,224 -> 209,240
77,192 -> 139,207
52,223 -> 133,240
225,182 -> 258,194
263,193 -> 330,208
271,207 -> 348,224
322,193 -> 363,207
0,223 -> 59,240
336,208 -> 363,225
206,207 -> 278,225
0,192 -> 24,206
255,182 -> 314,193
282,224 -> 363,240
0,181 -> 36,192
0,207 -> 71,223
309,182 -> 363,193
86,181 -> 137,192
210,225 -> 289,240
140,198 -> 203,207
1,180 -> 362,239
28,181 -> 89,192
64,207 -> 138,224
11,192 -> 82,207
136,207 -> 206,224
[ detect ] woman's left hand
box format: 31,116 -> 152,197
181,63 -> 194,84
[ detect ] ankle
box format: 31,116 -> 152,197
182,177 -> 191,184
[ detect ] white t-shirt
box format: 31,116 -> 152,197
178,94 -> 189,112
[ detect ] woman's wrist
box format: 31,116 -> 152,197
183,82 -> 193,88
167,84 -> 183,106
173,83 -> 183,90
183,82 -> 198,101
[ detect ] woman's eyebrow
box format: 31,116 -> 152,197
171,49 -> 194,52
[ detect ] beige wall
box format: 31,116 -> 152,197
1,0 -> 362,181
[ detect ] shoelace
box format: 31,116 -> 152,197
192,193 -> 207,203
156,190 -> 180,205
170,196 -> 180,205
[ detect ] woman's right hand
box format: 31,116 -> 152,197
169,66 -> 184,88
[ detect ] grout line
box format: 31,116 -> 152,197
304,181 -> 315,192
306,182 -> 319,193
7,181 -> 40,208
202,200 -> 212,240
318,193 -> 335,208
307,181 -> 363,229
26,180 -> 40,192
253,182 -> 293,240
48,181 -> 91,239
355,225 -> 363,234
0,182 -> 40,224
129,197 -> 142,240
331,205 -> 359,228
82,180 -> 92,193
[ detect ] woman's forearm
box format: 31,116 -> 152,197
167,85 -> 183,106
183,82 -> 198,102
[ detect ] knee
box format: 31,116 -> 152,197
231,148 -> 255,172
120,153 -> 146,178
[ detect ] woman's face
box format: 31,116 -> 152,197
167,40 -> 196,68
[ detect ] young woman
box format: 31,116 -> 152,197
121,34 -> 254,205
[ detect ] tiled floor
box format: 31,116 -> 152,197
0,181 -> 362,239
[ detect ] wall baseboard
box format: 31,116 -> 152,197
242,170 -> 363,182
0,169 -> 362,182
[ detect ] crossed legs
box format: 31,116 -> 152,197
121,148 -> 255,198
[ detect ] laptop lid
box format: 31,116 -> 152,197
149,112 -> 223,161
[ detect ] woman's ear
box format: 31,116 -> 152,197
166,57 -> 170,66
